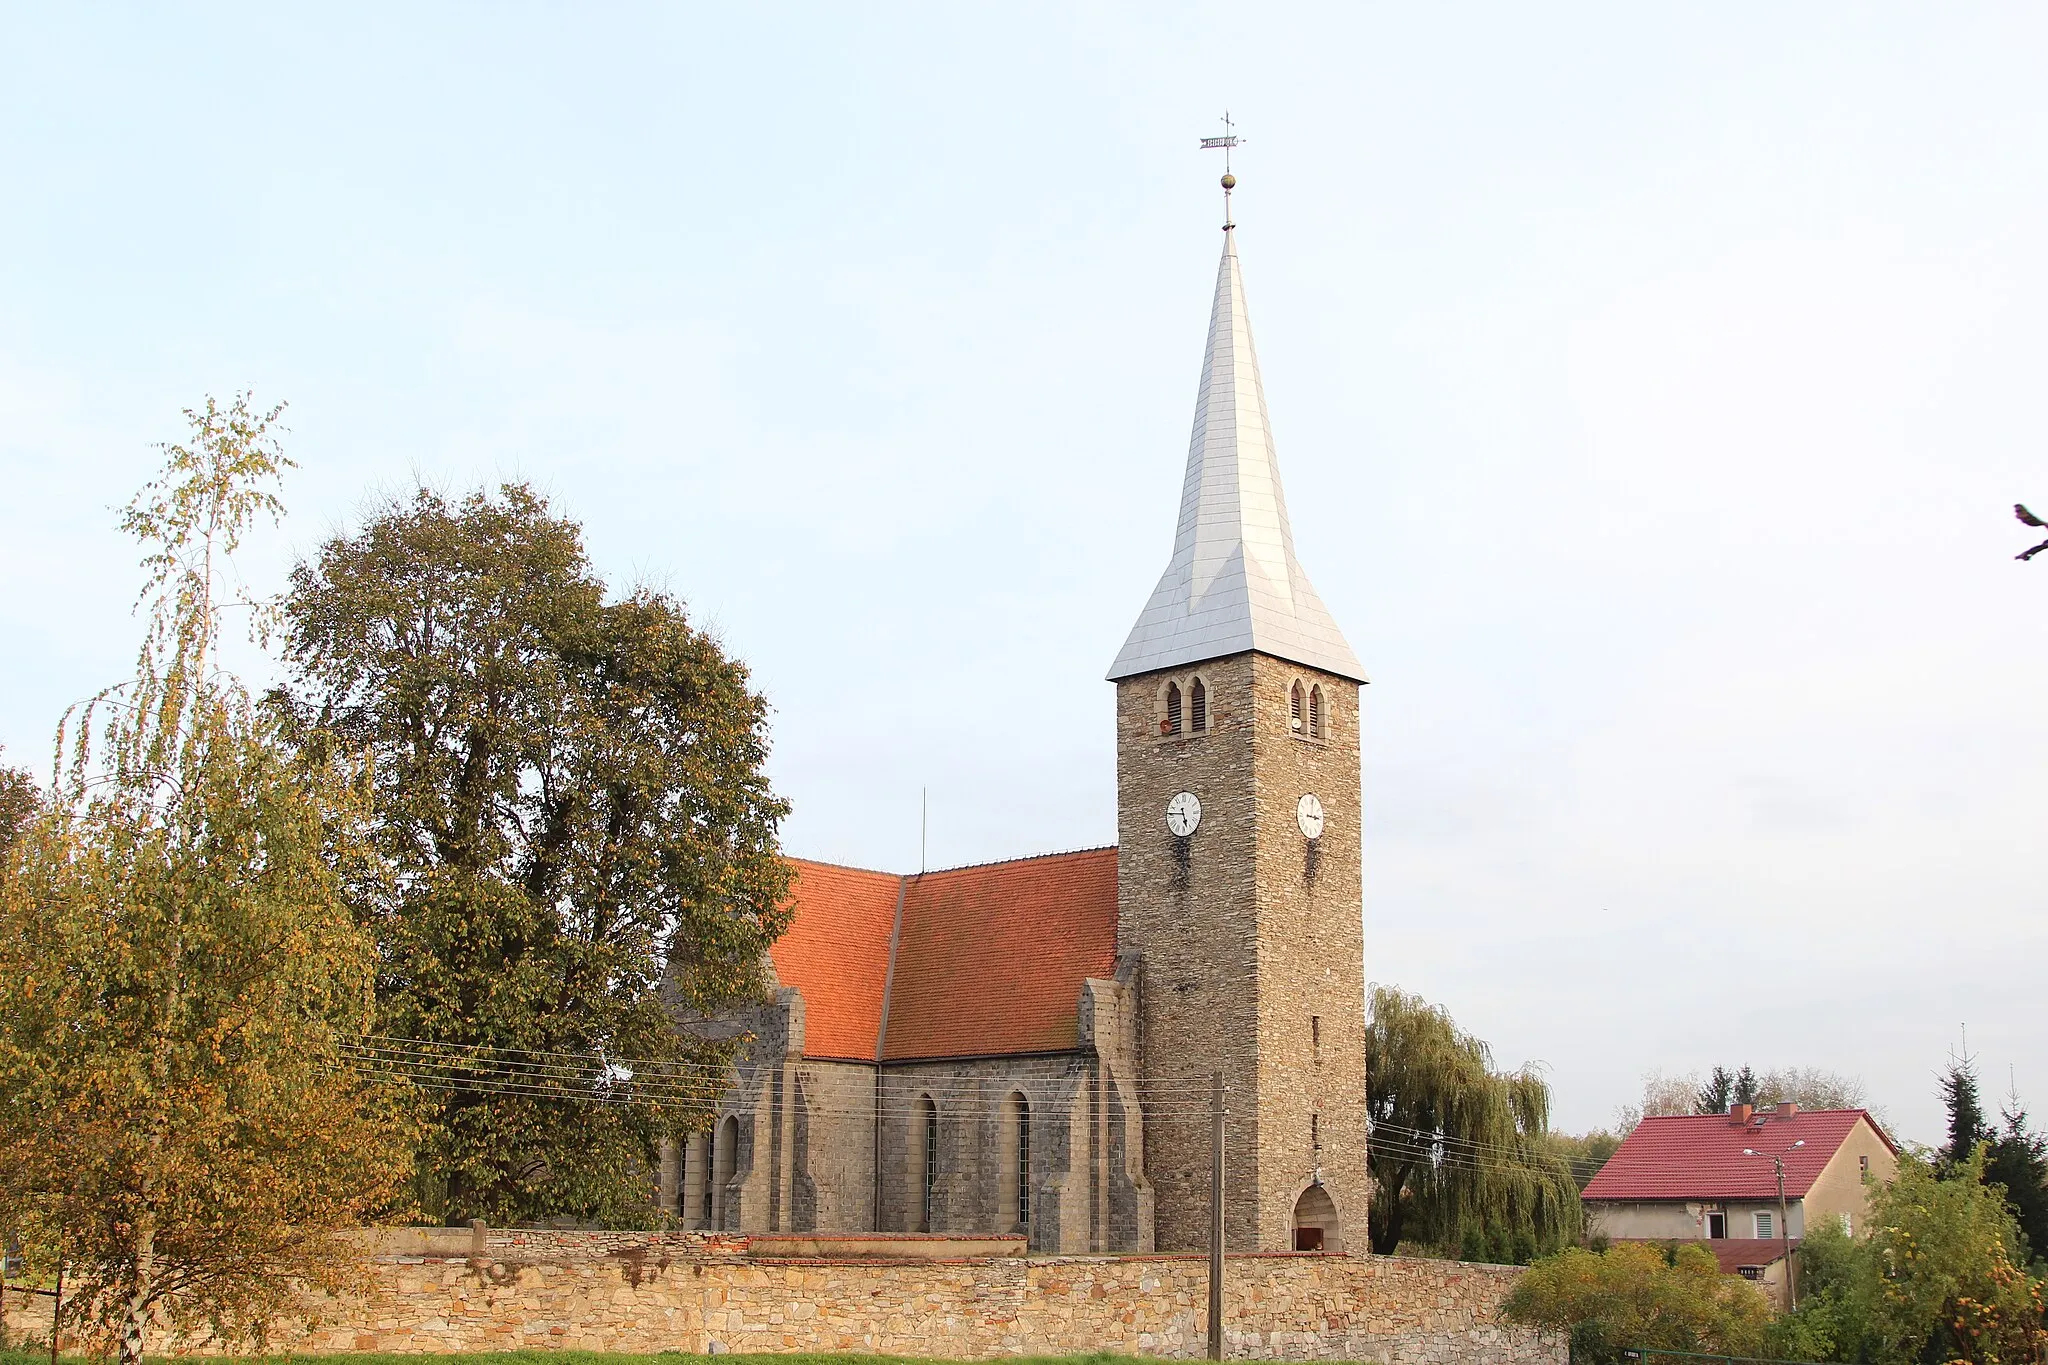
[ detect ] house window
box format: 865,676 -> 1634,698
1165,683 -> 1182,736
1308,685 -> 1323,738
1738,1265 -> 1763,1281
1706,1212 -> 1726,1239
1859,1155 -> 1869,1177
1754,1211 -> 1774,1240
1190,677 -> 1207,732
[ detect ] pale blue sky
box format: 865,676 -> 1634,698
5,4 -> 2045,1142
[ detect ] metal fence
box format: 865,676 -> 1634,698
1622,1350 -> 1824,1365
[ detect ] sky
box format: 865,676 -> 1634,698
3,3 -> 2045,1144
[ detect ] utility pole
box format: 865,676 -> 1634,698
1209,1071 -> 1225,1362
1773,1159 -> 1793,1309
1744,1140 -> 1804,1311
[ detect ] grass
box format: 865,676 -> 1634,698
0,1351 -> 1150,1365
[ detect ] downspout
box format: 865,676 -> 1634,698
873,875 -> 909,1231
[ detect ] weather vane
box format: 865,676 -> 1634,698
1200,111 -> 1243,229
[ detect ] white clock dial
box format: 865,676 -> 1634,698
1296,793 -> 1325,841
1166,790 -> 1202,837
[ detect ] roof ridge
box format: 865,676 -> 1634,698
786,846 -> 1118,880
913,845 -> 1117,877
784,854 -> 908,878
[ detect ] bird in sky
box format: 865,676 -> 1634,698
2015,504 -> 2048,561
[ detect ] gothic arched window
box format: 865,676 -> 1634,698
1309,685 -> 1324,739
1190,676 -> 1207,732
712,1114 -> 738,1228
1290,681 -> 1305,734
919,1096 -> 939,1231
1001,1090 -> 1031,1231
1164,682 -> 1182,736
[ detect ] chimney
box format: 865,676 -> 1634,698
1729,1102 -> 1753,1126
1777,1101 -> 1797,1118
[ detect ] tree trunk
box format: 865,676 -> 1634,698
118,1219 -> 155,1365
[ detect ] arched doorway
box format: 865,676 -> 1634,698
1293,1183 -> 1340,1252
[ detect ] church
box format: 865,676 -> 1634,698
669,181 -> 1370,1258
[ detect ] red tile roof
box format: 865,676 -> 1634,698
767,859 -> 901,1061
1583,1109 -> 1893,1203
1699,1239 -> 1790,1275
883,848 -> 1119,1061
1614,1239 -> 1789,1275
765,849 -> 1120,1063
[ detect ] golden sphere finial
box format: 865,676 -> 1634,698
1220,173 -> 1237,190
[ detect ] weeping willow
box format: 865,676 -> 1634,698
1366,985 -> 1582,1262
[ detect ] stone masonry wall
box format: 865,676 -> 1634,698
324,1248 -> 1554,1363
1117,654 -> 1265,1254
1115,653 -> 1370,1255
3,1235 -> 1560,1364
1247,654 -> 1367,1257
310,1250 -> 1552,1363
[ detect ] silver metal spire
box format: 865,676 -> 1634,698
1107,188 -> 1365,684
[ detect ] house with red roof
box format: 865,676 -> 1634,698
662,187 -> 1373,1258
1582,1102 -> 1898,1305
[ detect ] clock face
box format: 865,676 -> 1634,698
1297,793 -> 1325,841
1166,790 -> 1202,837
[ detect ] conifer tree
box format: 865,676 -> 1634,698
1732,1065 -> 1760,1108
1943,1057 -> 1993,1169
1984,1099 -> 2048,1268
1696,1067 -> 1735,1115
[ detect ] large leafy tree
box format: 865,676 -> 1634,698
1502,1241 -> 1773,1365
1365,986 -> 1580,1261
0,397 -> 415,1364
1770,1148 -> 2048,1365
274,483 -> 792,1223
0,749 -> 35,855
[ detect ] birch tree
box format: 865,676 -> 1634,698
0,397 -> 415,1362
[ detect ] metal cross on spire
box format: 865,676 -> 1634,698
1200,111 -> 1243,229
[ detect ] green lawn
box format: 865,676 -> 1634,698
2,1352 -> 1147,1365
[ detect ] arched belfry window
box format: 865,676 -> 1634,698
1164,682 -> 1182,736
1190,677 -> 1207,732
1290,681 -> 1306,734
1309,685 -> 1324,739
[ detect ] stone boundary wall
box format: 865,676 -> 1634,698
2,1233 -> 1563,1364
316,1239 -> 1557,1363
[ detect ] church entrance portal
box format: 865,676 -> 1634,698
1293,1184 -> 1339,1253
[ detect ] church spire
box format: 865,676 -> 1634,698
1107,190 -> 1365,684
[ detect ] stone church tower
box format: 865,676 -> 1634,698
674,183 -> 1367,1260
1107,192 -> 1370,1254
